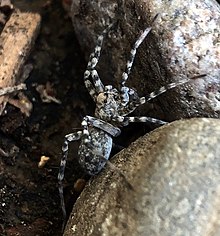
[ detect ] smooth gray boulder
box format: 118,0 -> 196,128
64,118 -> 220,236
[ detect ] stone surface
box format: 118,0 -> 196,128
69,0 -> 220,120
64,118 -> 220,236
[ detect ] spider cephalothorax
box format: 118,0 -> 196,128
95,86 -> 121,120
95,85 -> 141,123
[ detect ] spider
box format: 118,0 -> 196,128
58,15 -> 205,228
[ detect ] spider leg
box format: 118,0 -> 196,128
145,79 -> 190,102
145,74 -> 206,102
113,115 -> 167,126
58,131 -> 82,231
118,97 -> 145,116
120,14 -> 159,104
123,79 -> 189,113
120,86 -> 138,106
81,116 -> 95,144
85,115 -> 121,137
84,23 -> 114,100
120,74 -> 207,115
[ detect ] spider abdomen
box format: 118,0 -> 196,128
78,128 -> 112,175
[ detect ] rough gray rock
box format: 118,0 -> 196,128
64,118 -> 220,236
69,0 -> 220,120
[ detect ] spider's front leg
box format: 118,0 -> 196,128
121,74 -> 207,115
120,79 -> 190,115
120,14 -> 159,105
58,131 -> 82,229
84,23 -> 114,101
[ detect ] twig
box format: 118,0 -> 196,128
0,83 -> 26,96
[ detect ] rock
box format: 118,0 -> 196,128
69,0 -> 220,120
64,118 -> 220,236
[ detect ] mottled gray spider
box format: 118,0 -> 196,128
58,15 -> 205,228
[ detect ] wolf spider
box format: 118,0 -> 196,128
58,15 -> 205,228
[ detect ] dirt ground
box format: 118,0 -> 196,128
0,1 -> 90,235
0,1 -> 152,235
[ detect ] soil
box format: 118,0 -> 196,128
0,1 -> 153,235
0,0 -> 89,235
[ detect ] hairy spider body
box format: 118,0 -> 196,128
58,14 -> 205,229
